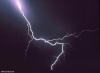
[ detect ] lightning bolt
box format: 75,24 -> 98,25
15,0 -> 97,70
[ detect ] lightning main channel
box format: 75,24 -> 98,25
16,0 -> 67,70
16,0 -> 97,70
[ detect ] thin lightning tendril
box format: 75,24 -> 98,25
16,0 -> 97,70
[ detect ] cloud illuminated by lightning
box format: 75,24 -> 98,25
15,0 -> 97,70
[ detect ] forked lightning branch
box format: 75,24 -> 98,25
15,0 -> 96,70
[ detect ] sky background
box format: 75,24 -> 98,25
0,0 -> 99,73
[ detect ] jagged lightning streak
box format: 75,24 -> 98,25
16,0 -> 67,70
15,0 -> 97,70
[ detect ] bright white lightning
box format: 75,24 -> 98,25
16,0 -> 97,70
16,0 -> 66,70
16,0 -> 22,10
